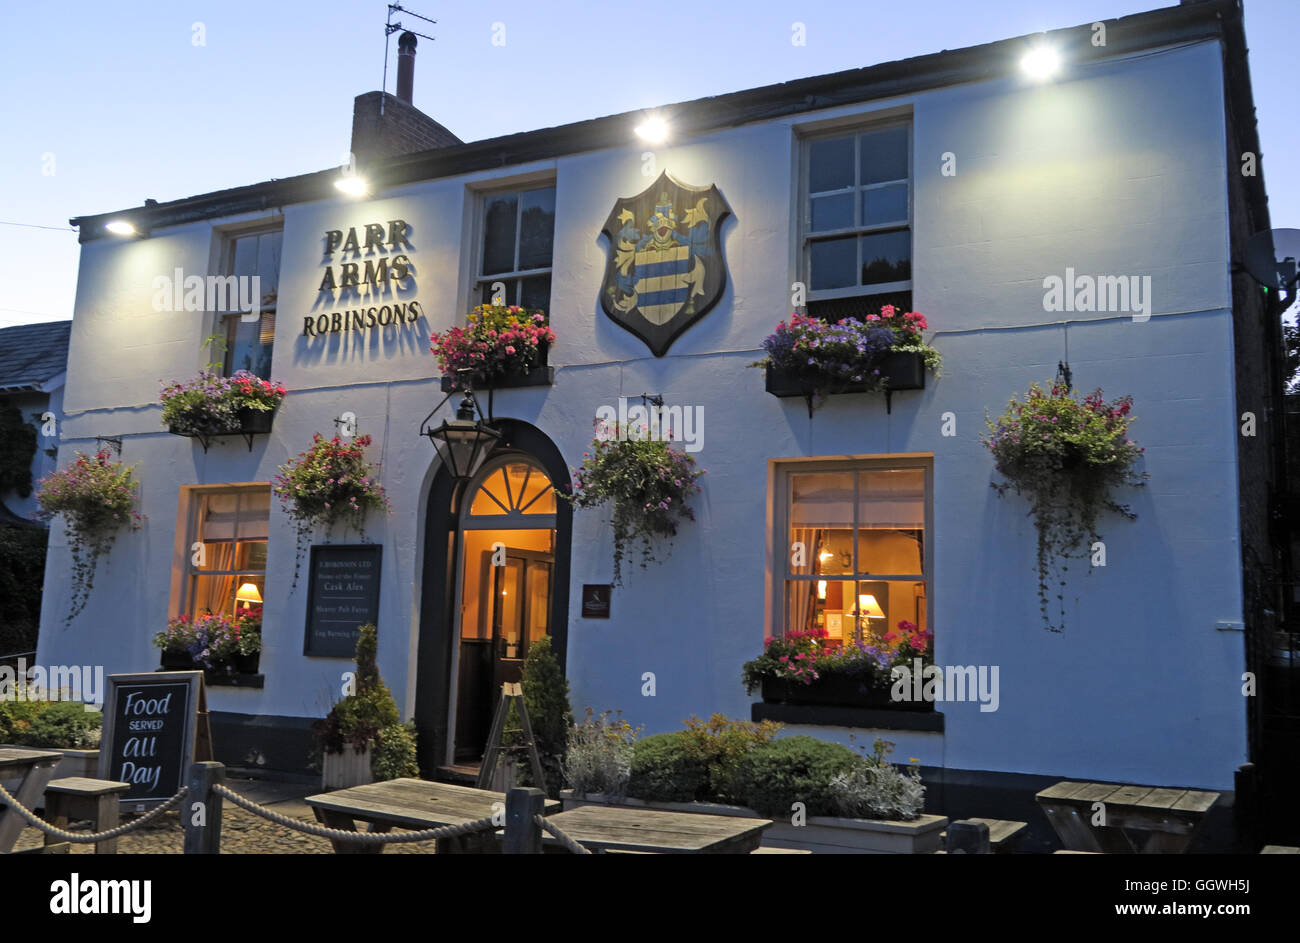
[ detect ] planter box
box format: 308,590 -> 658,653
761,676 -> 932,713
765,351 -> 926,399
439,343 -> 554,392
156,655 -> 264,688
168,405 -> 277,451
559,790 -> 946,854
322,744 -> 374,790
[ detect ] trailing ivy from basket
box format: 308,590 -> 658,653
983,381 -> 1147,632
272,434 -> 391,588
557,420 -> 705,586
35,450 -> 145,627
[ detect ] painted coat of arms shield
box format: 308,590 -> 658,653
599,171 -> 732,357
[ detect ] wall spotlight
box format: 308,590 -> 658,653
1021,45 -> 1061,81
634,116 -> 670,144
105,220 -> 137,236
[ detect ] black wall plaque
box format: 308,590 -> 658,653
304,544 -> 383,656
98,672 -> 206,808
581,584 -> 611,619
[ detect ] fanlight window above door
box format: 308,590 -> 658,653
466,458 -> 557,520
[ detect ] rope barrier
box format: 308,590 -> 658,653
0,783 -> 188,843
210,784 -> 499,844
535,814 -> 592,854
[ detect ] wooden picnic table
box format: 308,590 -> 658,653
1035,780 -> 1219,853
540,805 -> 772,854
0,746 -> 63,853
304,777 -> 559,854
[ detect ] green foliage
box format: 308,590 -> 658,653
0,402 -> 36,498
627,732 -> 705,802
36,449 -> 144,626
735,735 -> 859,816
558,422 -> 705,585
829,739 -> 926,820
562,708 -> 639,798
0,523 -> 47,655
371,721 -> 419,781
316,625 -> 404,755
509,636 -> 572,796
983,382 -> 1148,631
0,697 -> 102,749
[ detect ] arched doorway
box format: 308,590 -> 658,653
414,420 -> 572,776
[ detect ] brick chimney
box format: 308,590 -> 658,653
396,31 -> 417,105
349,30 -> 461,166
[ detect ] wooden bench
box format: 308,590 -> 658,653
940,818 -> 1027,854
1261,845 -> 1300,854
1035,781 -> 1219,854
44,778 -> 131,854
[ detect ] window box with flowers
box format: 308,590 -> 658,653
432,303 -> 556,393
754,306 -> 940,414
160,370 -> 287,451
743,623 -> 942,731
153,610 -> 263,686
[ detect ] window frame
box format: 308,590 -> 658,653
799,119 -> 914,305
178,484 -> 272,621
218,225 -> 283,379
470,182 -> 557,311
770,456 -> 933,642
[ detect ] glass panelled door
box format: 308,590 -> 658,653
490,551 -> 553,699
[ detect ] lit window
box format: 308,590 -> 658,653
775,461 -> 929,645
182,487 -> 270,621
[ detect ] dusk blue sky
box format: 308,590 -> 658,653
2,0 -> 1296,327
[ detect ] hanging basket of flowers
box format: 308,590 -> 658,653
273,434 -> 392,584
753,306 -> 941,413
36,449 -> 145,626
431,303 -> 556,392
160,370 -> 286,450
558,420 -> 705,586
983,381 -> 1148,632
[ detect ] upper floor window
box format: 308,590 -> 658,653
801,122 -> 912,321
774,459 -> 929,646
474,185 -> 556,311
221,228 -> 282,379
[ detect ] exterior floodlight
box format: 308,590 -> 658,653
334,175 -> 369,197
635,116 -> 670,144
105,220 -> 137,236
1021,46 -> 1061,81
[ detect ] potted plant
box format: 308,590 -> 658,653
431,303 -> 556,391
152,610 -> 261,679
35,449 -> 144,626
160,369 -> 286,447
753,306 -> 941,408
742,622 -> 934,711
558,419 -> 705,585
315,624 -> 416,789
273,433 -> 391,586
983,381 -> 1148,632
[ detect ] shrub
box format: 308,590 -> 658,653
562,708 -> 639,799
372,721 -> 419,781
0,523 -> 46,656
0,697 -> 102,749
678,714 -> 781,805
315,625 -> 404,760
627,732 -> 706,803
513,636 -> 572,796
735,735 -> 859,816
828,739 -> 925,820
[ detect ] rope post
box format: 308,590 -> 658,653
183,761 -> 225,854
504,787 -> 545,854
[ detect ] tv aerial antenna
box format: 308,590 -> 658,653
381,4 -> 437,114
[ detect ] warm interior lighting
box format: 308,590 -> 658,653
334,175 -> 369,196
857,594 -> 885,620
634,116 -> 669,143
105,220 -> 136,236
236,582 -> 263,607
817,580 -> 827,600
1021,45 -> 1061,81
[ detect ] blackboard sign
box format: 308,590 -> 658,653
304,544 -> 383,656
98,672 -> 208,810
581,584 -> 611,619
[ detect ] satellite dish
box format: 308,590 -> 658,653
1244,228 -> 1300,291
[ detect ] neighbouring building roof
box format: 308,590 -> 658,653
0,321 -> 72,393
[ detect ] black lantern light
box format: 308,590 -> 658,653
420,383 -> 502,481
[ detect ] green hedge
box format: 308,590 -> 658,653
0,699 -> 101,749
627,732 -> 706,802
734,736 -> 859,816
